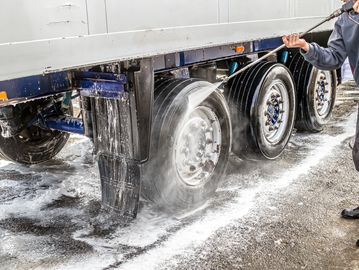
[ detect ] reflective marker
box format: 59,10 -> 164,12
0,91 -> 8,101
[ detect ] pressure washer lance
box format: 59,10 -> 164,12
213,0 -> 356,89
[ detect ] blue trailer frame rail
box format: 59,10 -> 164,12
0,72 -> 72,104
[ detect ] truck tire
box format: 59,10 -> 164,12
288,52 -> 336,132
0,98 -> 71,165
226,62 -> 296,160
141,78 -> 231,211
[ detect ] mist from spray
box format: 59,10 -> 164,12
185,82 -> 222,112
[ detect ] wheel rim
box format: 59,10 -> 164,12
174,106 -> 221,187
260,79 -> 290,144
314,70 -> 332,118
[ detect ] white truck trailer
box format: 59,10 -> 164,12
0,0 -> 340,218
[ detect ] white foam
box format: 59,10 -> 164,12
0,159 -> 11,168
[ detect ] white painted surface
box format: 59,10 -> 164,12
86,0 -> 107,34
0,0 -> 339,81
0,0 -> 88,43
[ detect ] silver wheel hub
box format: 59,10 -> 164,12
261,80 -> 289,144
314,70 -> 332,118
174,106 -> 221,186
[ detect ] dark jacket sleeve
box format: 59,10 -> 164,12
300,17 -> 347,70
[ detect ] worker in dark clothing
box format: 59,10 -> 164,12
283,0 -> 359,223
283,0 -> 359,85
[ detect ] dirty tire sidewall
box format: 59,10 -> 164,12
142,79 -> 231,212
0,130 -> 69,165
252,65 -> 296,159
0,99 -> 71,165
300,67 -> 337,132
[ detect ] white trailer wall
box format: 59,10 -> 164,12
0,0 -> 339,81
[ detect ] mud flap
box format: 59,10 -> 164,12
89,96 -> 140,219
78,60 -> 153,219
98,154 -> 140,218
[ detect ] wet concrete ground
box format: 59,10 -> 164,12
1,83 -> 359,270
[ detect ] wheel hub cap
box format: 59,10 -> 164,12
174,106 -> 221,186
314,70 -> 332,118
261,80 -> 289,144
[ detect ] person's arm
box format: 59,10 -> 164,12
282,17 -> 347,70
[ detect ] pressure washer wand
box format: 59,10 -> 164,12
218,0 -> 356,87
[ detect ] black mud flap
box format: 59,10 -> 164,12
79,59 -> 154,219
98,154 -> 140,218
89,96 -> 141,219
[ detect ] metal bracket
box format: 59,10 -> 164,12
74,71 -> 127,98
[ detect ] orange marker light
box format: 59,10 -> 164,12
0,91 -> 8,101
235,46 -> 245,54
